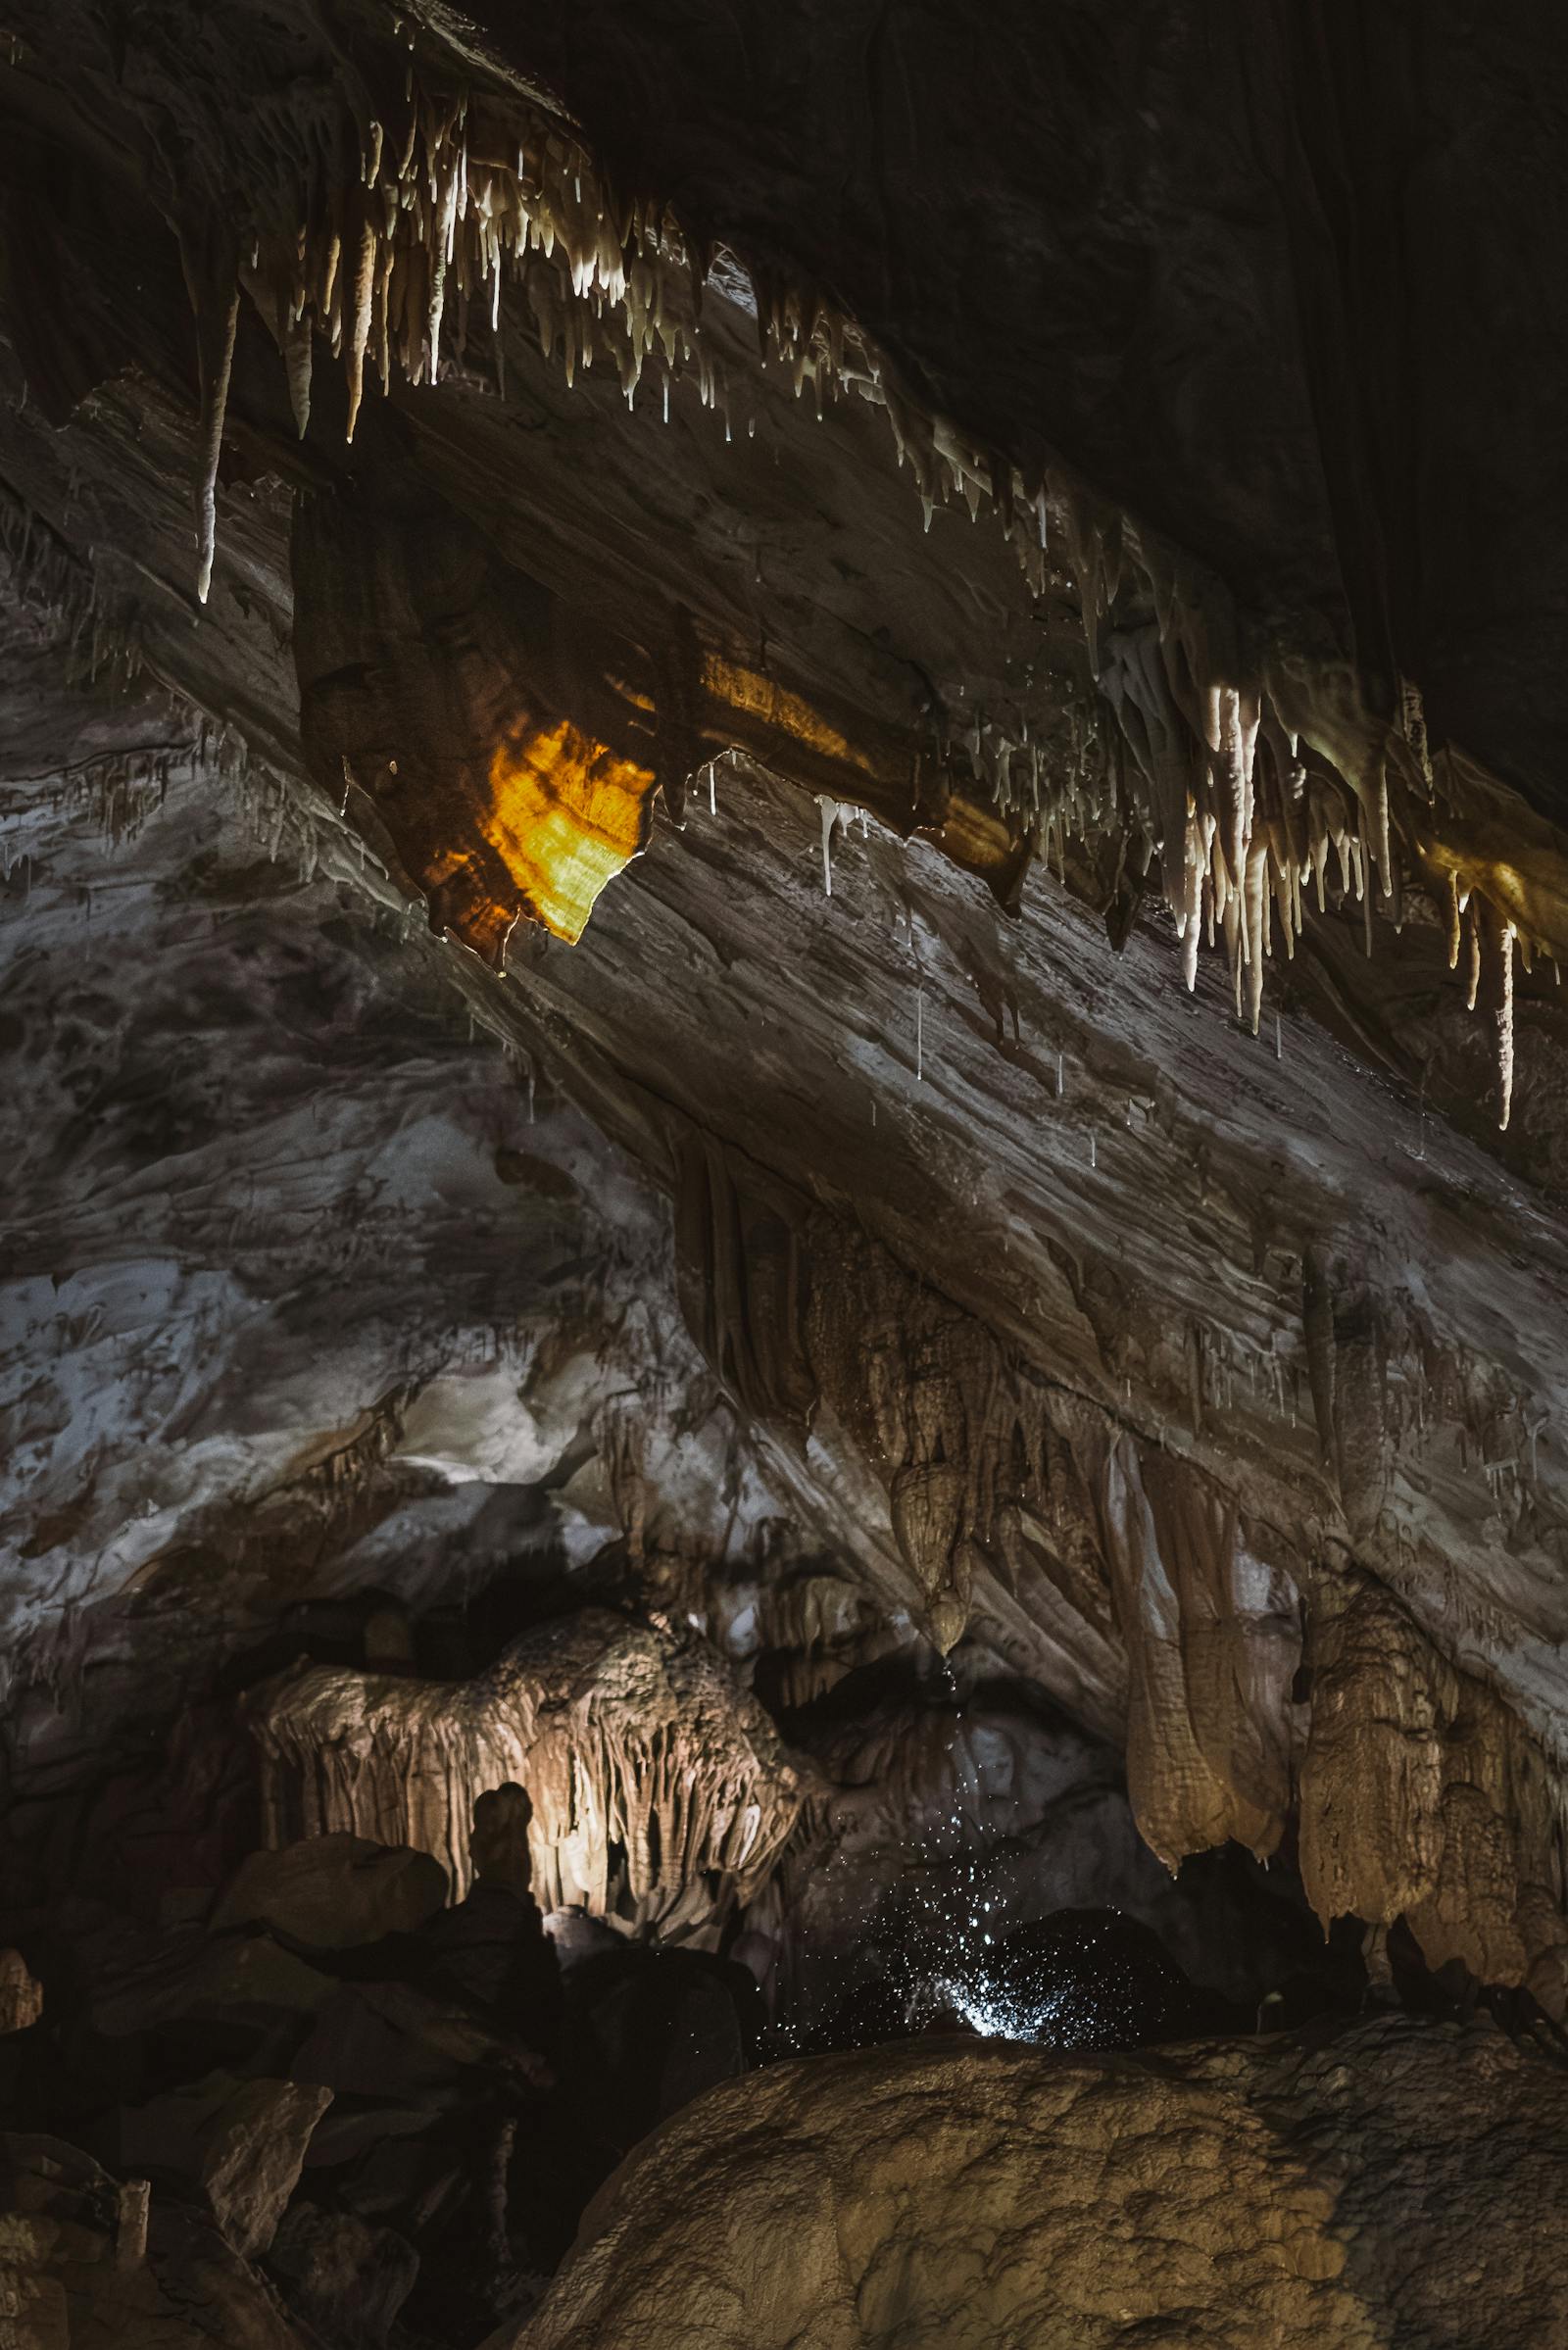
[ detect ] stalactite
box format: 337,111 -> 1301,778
188,269 -> 240,606
1096,1436 -> 1299,1867
1496,913 -> 1517,1133
804,1215 -> 1099,1661
343,205 -> 377,440
226,78 -> 1552,1111
249,1610 -> 807,1938
1297,1571 -> 1566,2010
817,793 -> 839,896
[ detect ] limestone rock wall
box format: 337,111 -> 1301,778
792,1210 -> 1568,2007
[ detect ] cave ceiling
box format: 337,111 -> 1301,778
5,0 -> 1568,2170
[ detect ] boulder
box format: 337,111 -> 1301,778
117,2072 -> 334,2259
210,1836 -> 449,1950
0,2131 -> 312,2349
510,2015 -> 1568,2349
268,2202 -> 418,2345
565,1947 -> 763,2155
0,2129 -> 123,2350
293,1977 -> 553,2103
87,1927 -> 337,2045
68,1930 -> 338,2116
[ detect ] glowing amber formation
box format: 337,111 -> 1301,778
701,655 -> 875,778
481,718 -> 657,945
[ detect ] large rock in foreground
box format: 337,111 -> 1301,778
0,2133 -> 311,2350
512,2017 -> 1568,2349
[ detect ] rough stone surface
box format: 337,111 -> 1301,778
117,2074 -> 334,2261
514,2018 -> 1568,2349
0,2132 -> 312,2350
268,2202 -> 418,2346
209,1836 -> 450,1950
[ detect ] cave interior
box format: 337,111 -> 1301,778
4,4 -> 1568,2344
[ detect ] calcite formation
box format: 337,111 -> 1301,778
1298,1573 -> 1568,2007
10,0 -> 1567,1087
794,1214 -> 1567,2006
251,1612 -> 808,1935
513,2017 -> 1568,2350
157,43 -> 1568,1117
1097,1435 -> 1300,1868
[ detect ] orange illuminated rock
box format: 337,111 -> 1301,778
481,717 -> 656,945
293,461 -> 664,967
293,446 -> 1033,964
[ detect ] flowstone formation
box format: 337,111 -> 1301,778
5,1 -> 1568,2342
513,2017 -> 1568,2350
252,1610 -> 808,1934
